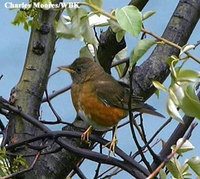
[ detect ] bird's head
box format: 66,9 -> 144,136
59,57 -> 100,83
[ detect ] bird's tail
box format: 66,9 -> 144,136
136,103 -> 165,118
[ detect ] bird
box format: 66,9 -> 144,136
59,57 -> 164,153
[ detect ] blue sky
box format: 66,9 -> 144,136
1,0 -> 200,178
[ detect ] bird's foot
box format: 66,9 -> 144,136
105,137 -> 118,157
81,126 -> 93,142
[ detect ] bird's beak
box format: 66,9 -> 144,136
58,66 -> 75,73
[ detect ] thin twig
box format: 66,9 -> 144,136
48,69 -> 60,79
99,152 -> 132,178
2,152 -> 41,179
0,119 -> 5,131
0,97 -> 50,133
0,97 -> 149,177
73,167 -> 87,179
147,122 -> 198,179
94,144 -> 102,179
42,85 -> 71,102
138,114 -> 147,142
101,167 -> 122,179
40,120 -> 74,126
97,165 -> 116,178
93,25 -> 100,44
105,114 -> 141,132
129,113 -> 152,172
142,28 -> 200,64
5,129 -> 149,177
6,147 -> 63,157
139,114 -> 160,162
128,69 -> 152,173
146,118 -> 172,148
132,117 -> 172,159
43,90 -> 74,126
111,58 -> 129,67
0,108 -> 9,118
143,139 -> 161,153
69,159 -> 85,178
194,40 -> 200,48
132,117 -> 144,140
44,89 -> 62,122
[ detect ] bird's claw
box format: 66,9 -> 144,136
105,137 -> 118,157
81,126 -> 93,143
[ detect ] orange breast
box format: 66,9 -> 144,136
71,82 -> 127,129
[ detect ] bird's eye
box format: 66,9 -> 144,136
76,67 -> 81,73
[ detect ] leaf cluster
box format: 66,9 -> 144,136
160,138 -> 200,178
153,54 -> 200,123
11,0 -> 54,31
0,148 -> 28,177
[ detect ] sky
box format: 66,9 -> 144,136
0,0 -> 200,178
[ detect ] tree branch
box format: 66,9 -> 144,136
148,122 -> 198,178
124,0 -> 200,99
151,91 -> 200,170
0,97 -> 150,178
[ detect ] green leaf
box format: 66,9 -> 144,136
80,16 -> 97,44
166,55 -> 179,66
108,19 -> 123,33
181,163 -> 191,176
85,0 -> 103,9
62,8 -> 97,44
116,30 -> 125,42
187,156 -> 200,176
12,11 -> 28,26
159,169 -> 167,179
56,8 -> 98,44
41,0 -> 52,5
108,19 -> 125,42
23,21 -> 29,31
166,98 -> 183,123
114,47 -> 127,77
129,39 -> 155,70
169,84 -> 184,106
79,46 -> 94,59
166,159 -> 182,178
0,167 -> 6,177
177,69 -> 200,82
169,55 -> 180,82
170,61 -> 178,79
142,11 -> 156,21
152,81 -> 167,91
12,155 -> 28,172
179,44 -> 195,58
155,90 -> 160,99
69,8 -> 88,38
56,16 -> 75,39
180,84 -> 200,119
115,5 -> 142,37
88,14 -> 109,27
171,138 -> 194,155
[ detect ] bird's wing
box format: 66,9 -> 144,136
95,80 -> 164,118
95,80 -> 144,110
